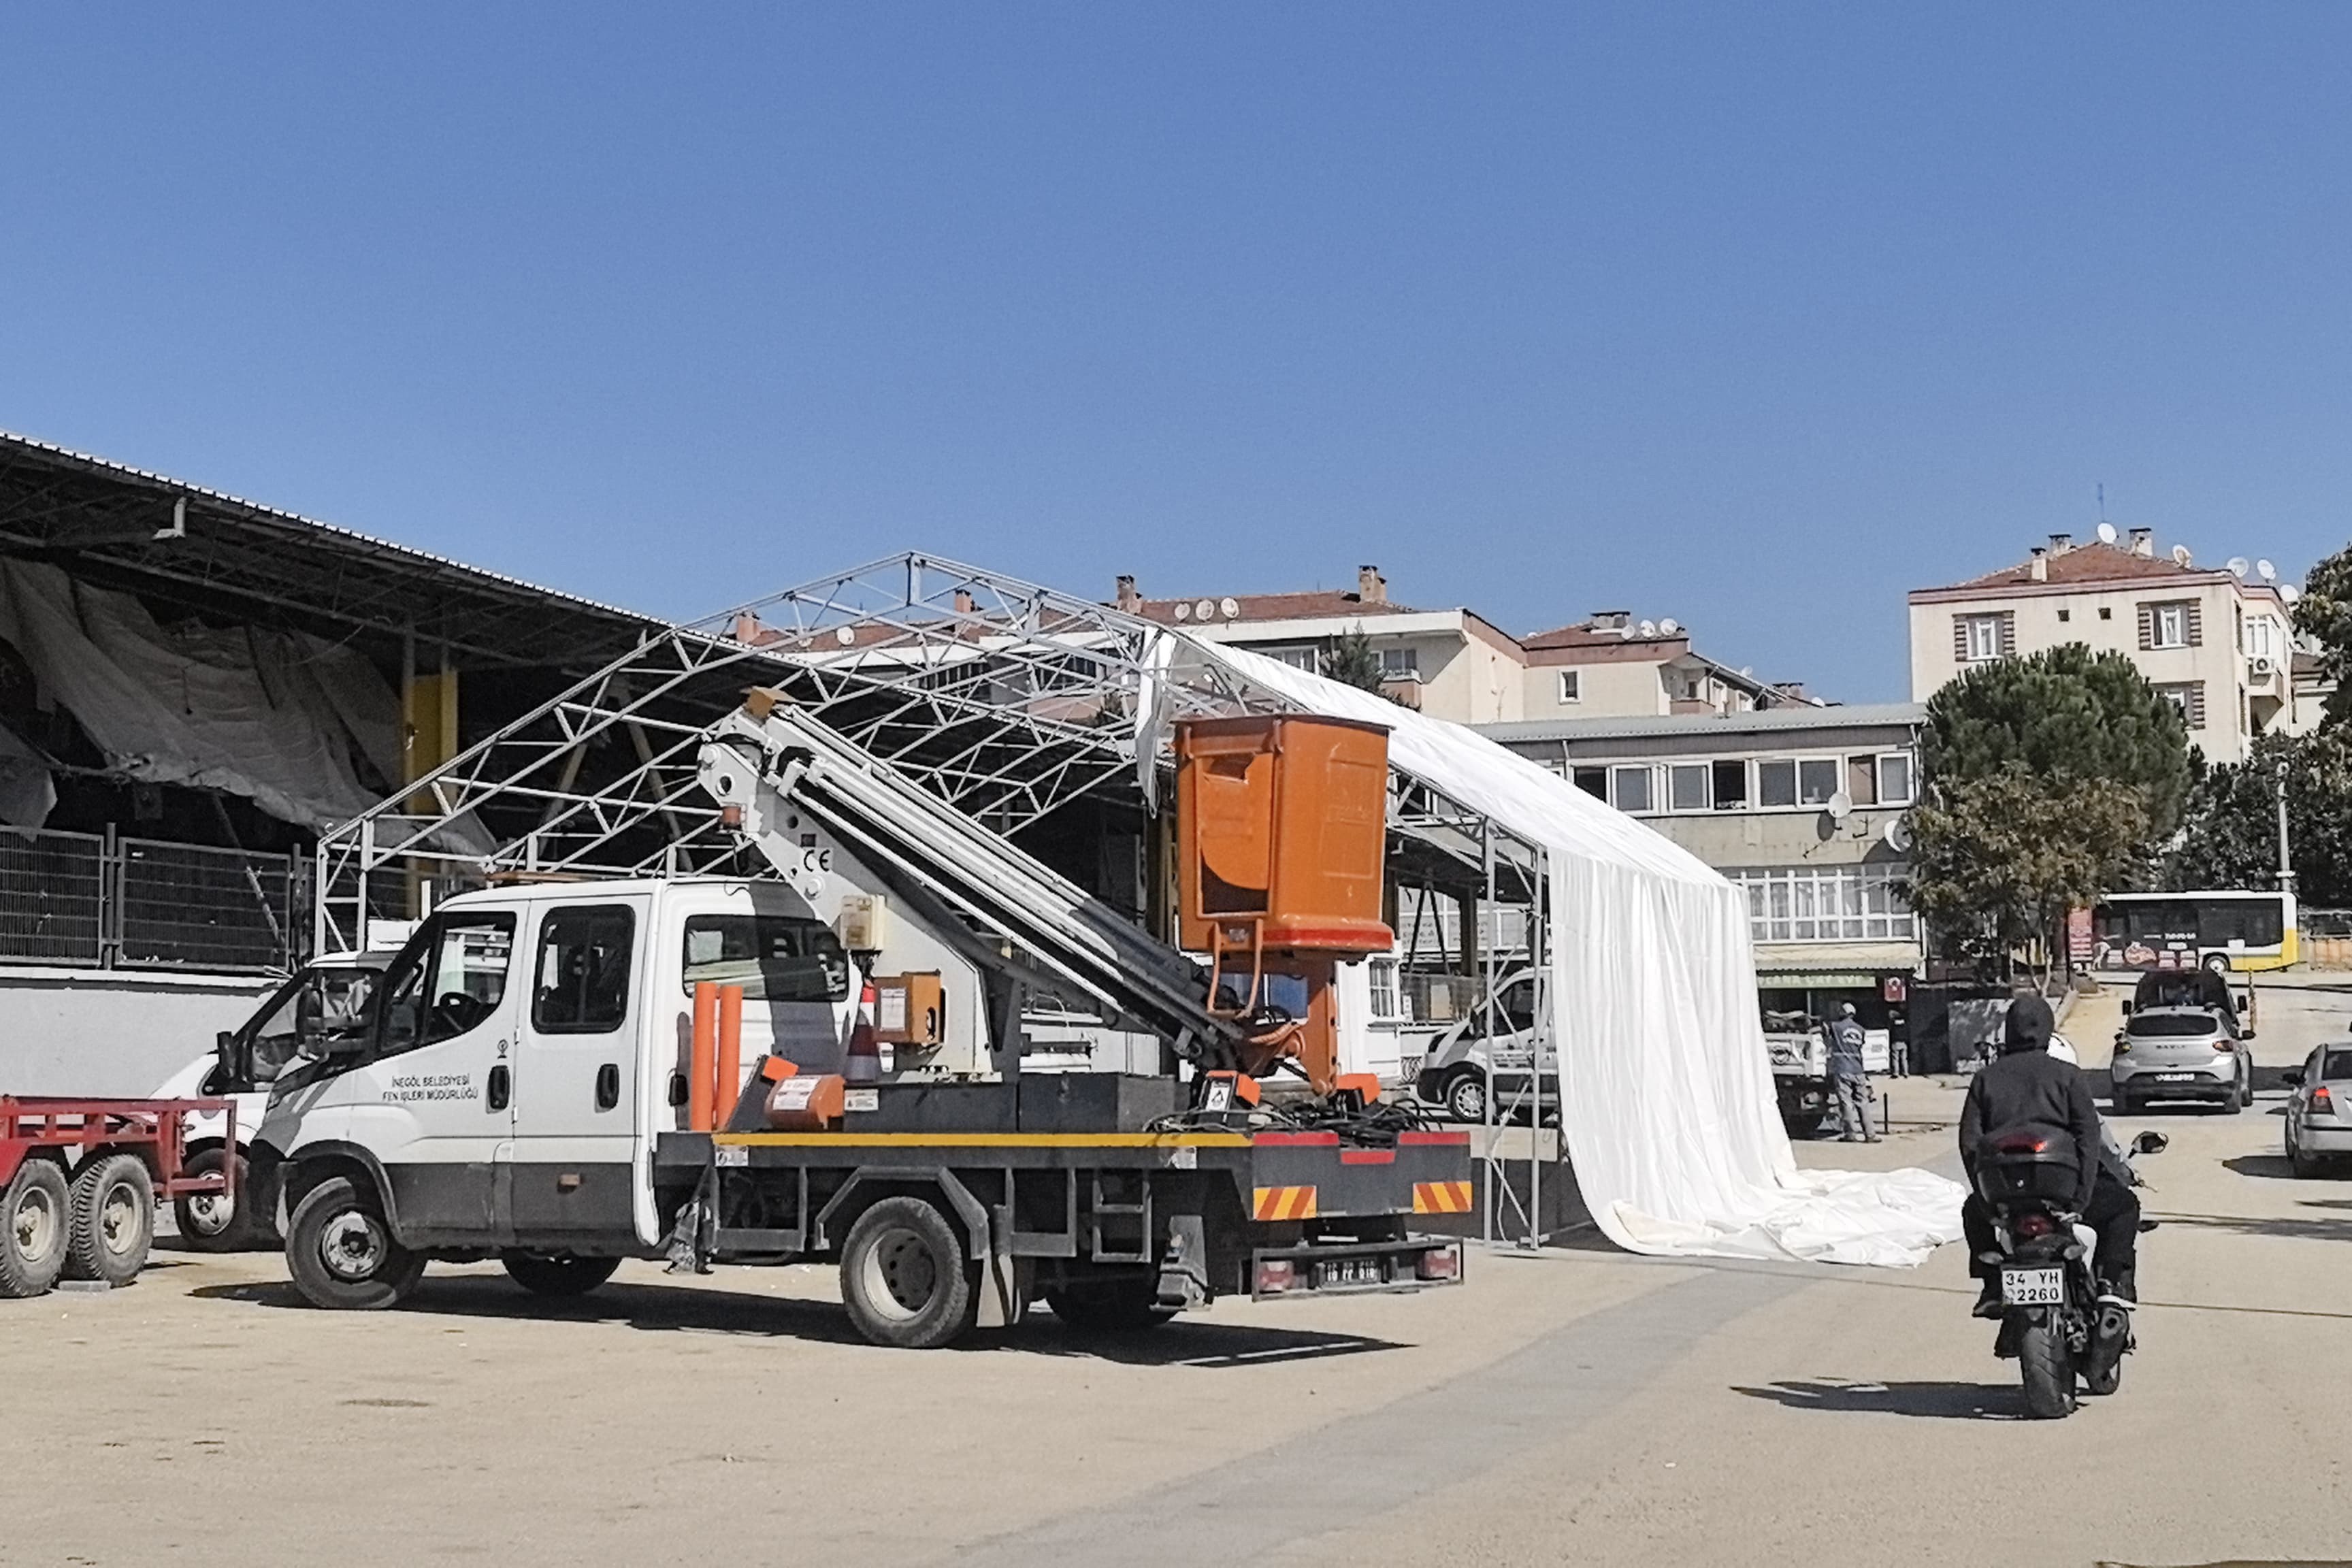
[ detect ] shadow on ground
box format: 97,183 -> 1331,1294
186,1275 -> 1404,1367
2146,1205 -> 2352,1243
1731,1379 -> 2019,1420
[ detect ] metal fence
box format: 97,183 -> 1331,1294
0,826 -> 304,973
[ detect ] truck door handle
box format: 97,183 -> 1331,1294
487,1064 -> 510,1111
595,1064 -> 620,1111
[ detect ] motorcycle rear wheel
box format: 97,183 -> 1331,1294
2017,1320 -> 2079,1418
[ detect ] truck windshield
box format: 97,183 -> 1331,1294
246,967 -> 380,1083
682,915 -> 849,1002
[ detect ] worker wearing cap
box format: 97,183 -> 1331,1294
1823,1002 -> 1878,1143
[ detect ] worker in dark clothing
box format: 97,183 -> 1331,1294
1823,1002 -> 1878,1143
1958,994 -> 2140,1317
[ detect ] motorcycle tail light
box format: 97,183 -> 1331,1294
2012,1211 -> 2055,1239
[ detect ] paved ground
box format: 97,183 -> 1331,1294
8,975 -> 2352,1567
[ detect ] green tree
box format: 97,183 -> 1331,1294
1323,627 -> 1388,694
1904,767 -> 2149,982
1923,643 -> 2194,839
2292,543 -> 2352,723
2166,730 -> 2352,904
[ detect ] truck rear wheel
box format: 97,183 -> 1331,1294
502,1252 -> 621,1296
1,1158 -> 70,1298
839,1196 -> 977,1350
286,1176 -> 425,1310
174,1147 -> 263,1252
63,1154 -> 154,1286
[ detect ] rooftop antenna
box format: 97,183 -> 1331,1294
2097,483 -> 2108,523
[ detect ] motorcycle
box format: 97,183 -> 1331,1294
1974,1125 -> 2166,1419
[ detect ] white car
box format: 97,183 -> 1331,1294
153,952 -> 393,1250
2285,1043 -> 2352,1177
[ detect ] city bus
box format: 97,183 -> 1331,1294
2087,889 -> 2300,975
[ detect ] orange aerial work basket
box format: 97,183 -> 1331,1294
1174,715 -> 1394,1094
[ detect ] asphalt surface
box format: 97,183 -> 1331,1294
7,975 -> 2352,1567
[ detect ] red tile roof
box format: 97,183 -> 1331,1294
1126,590 -> 1420,625
1521,621 -> 1686,651
1938,542 -> 2216,591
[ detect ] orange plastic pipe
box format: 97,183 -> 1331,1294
689,981 -> 719,1131
715,984 -> 745,1130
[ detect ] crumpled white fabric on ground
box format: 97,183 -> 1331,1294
1172,636 -> 1964,1269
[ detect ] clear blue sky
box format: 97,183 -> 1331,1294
5,6 -> 2350,702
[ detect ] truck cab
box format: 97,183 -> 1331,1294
257,878 -> 863,1263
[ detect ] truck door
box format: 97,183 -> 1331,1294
507,898 -> 648,1243
339,909 -> 521,1243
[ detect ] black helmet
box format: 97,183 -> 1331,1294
2002,993 -> 2055,1055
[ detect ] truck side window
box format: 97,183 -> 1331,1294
681,915 -> 849,1002
377,913 -> 517,1056
534,906 -> 635,1034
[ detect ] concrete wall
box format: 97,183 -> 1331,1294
1522,657 -> 1665,720
0,970 -> 278,1097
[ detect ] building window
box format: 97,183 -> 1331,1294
2156,681 -> 2206,730
1572,766 -> 1608,801
1732,866 -> 1916,944
2099,606 -> 2112,620
1611,766 -> 1654,813
1668,763 -> 1710,812
1558,670 -> 1581,704
2140,599 -> 2200,651
2057,608 -> 2070,623
1266,646 -> 1320,673
1757,760 -> 1797,808
1379,647 -> 1420,681
1957,613 -> 2010,663
1712,759 -> 1748,810
1367,957 -> 1401,1022
1878,752 -> 1914,805
1797,758 -> 1840,805
2244,616 -> 2276,660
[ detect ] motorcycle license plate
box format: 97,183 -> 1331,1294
2001,1266 -> 2064,1306
1316,1258 -> 1385,1289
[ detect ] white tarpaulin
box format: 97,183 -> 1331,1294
1170,638 -> 1963,1268
0,560 -> 400,832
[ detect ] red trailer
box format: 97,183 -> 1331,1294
1,1096 -> 234,1297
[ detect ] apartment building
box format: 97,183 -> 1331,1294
1113,568 -> 1795,727
1479,704 -> 1927,1047
1908,529 -> 2305,765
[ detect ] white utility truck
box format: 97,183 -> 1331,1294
252,698 -> 1471,1347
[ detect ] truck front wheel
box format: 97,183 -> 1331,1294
175,1147 -> 267,1252
286,1176 -> 424,1310
839,1196 -> 977,1350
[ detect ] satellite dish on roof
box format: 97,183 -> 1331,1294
834,625 -> 856,647
2282,583 -> 2303,606
1637,619 -> 1657,637
1220,596 -> 1240,619
2227,556 -> 2251,577
1826,790 -> 1853,823
1194,599 -> 1216,620
1659,617 -> 1680,635
1172,602 -> 1191,621
2097,521 -> 2119,545
1885,815 -> 1913,853
2171,544 -> 2193,567
2258,559 -> 2277,582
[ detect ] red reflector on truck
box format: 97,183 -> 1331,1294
1416,1246 -> 1463,1283
1255,1258 -> 1295,1294
1254,1132 -> 1341,1147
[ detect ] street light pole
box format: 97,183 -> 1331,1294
2276,759 -> 2296,893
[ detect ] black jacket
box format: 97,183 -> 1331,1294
1957,996 -> 2103,1213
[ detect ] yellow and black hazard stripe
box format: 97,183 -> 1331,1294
1252,1184 -> 1318,1222
1412,1180 -> 1473,1215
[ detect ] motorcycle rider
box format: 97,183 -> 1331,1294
1957,993 -> 2141,1318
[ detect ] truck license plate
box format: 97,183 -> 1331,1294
1316,1258 -> 1384,1289
2000,1266 -> 2063,1305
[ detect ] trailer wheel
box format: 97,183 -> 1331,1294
286,1176 -> 424,1310
1046,1277 -> 1173,1334
502,1252 -> 621,1296
839,1196 -> 977,1350
63,1154 -> 154,1287
1,1158 -> 70,1298
174,1147 -> 263,1252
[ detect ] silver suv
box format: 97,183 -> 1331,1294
2110,1002 -> 2253,1114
